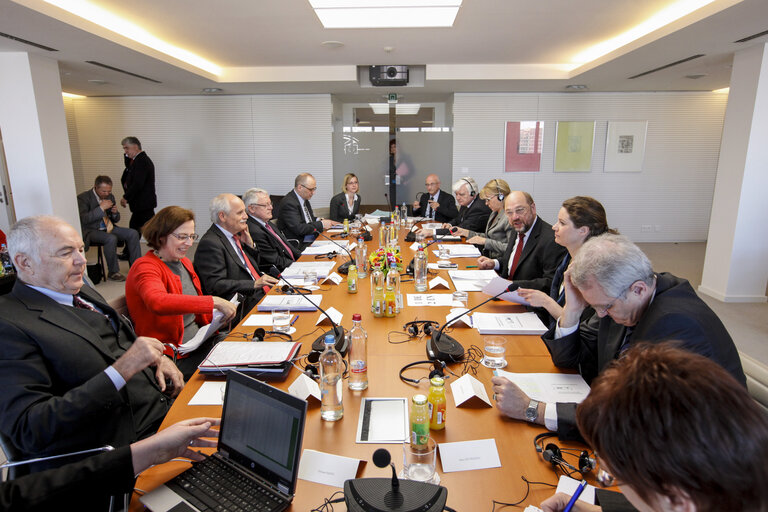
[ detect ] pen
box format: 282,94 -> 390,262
465,265 -> 478,268
290,315 -> 298,326
563,480 -> 587,512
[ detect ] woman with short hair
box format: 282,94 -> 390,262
452,178 -> 513,260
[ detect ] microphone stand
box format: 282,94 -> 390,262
427,283 -> 518,362
313,228 -> 355,274
268,266 -> 348,356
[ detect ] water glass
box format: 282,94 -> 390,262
438,245 -> 450,260
402,437 -> 436,482
452,291 -> 468,307
272,310 -> 292,333
304,270 -> 318,288
482,336 -> 508,368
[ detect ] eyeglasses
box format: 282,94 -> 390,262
300,184 -> 317,192
254,203 -> 272,208
592,285 -> 632,315
170,233 -> 199,241
506,206 -> 530,216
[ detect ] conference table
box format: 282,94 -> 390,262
131,223 -> 602,511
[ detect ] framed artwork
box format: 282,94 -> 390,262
604,121 -> 647,172
554,121 -> 595,173
504,121 -> 543,172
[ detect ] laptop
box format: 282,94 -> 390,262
141,371 -> 307,512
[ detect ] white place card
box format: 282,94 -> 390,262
298,449 -> 362,488
188,381 -> 226,406
241,314 -> 276,327
429,276 -> 450,289
438,439 -> 501,472
445,308 -> 472,327
316,306 -> 343,326
450,374 -> 492,408
406,294 -> 455,307
322,272 -> 343,285
288,373 -> 321,402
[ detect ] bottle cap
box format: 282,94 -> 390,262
430,376 -> 445,387
352,313 -> 362,321
324,334 -> 335,345
412,394 -> 427,405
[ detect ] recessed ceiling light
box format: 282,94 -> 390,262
202,88 -> 223,93
321,40 -> 345,48
309,0 -> 462,29
565,84 -> 588,90
369,103 -> 421,115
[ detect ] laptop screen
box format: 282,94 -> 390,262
219,371 -> 307,494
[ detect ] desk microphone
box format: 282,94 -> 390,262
268,266 -> 348,356
313,228 -> 355,275
427,282 -> 519,363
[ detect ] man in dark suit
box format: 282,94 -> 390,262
243,187 -> 300,273
477,191 -> 566,292
277,173 -> 336,248
435,177 -> 491,234
0,216 -> 182,475
77,175 -> 141,281
120,136 -> 157,235
491,234 -> 746,441
411,173 -> 458,222
194,193 -> 278,318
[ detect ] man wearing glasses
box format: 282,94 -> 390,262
477,190 -> 565,292
491,233 -> 745,440
244,187 -> 300,273
277,173 -> 336,248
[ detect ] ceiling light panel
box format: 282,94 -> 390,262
309,0 -> 462,28
368,103 -> 421,114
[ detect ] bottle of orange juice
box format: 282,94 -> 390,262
427,376 -> 446,430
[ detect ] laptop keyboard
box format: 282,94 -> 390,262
167,455 -> 288,512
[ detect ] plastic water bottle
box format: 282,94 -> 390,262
401,203 -> 408,226
414,247 -> 428,292
347,314 -> 368,390
356,237 -> 367,279
320,334 -> 344,421
386,267 -> 401,315
371,264 -> 385,317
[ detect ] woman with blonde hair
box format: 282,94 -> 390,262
329,173 -> 361,222
452,178 -> 513,259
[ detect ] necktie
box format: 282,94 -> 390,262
426,196 -> 435,219
508,232 -> 525,278
73,295 -> 116,330
265,222 -> 295,261
303,202 -> 313,224
102,213 -> 114,233
233,236 -> 270,294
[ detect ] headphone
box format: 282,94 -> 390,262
301,351 -> 349,381
279,284 -> 311,295
252,328 -> 293,342
399,359 -> 447,385
533,433 -> 596,476
493,179 -> 504,201
404,320 -> 439,337
461,177 -> 476,197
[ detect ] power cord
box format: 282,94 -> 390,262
491,476 -> 557,511
310,490 -> 346,511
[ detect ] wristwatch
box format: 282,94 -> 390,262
525,399 -> 540,423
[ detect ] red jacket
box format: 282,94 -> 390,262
126,251 -> 213,358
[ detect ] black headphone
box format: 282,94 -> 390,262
252,328 -> 294,342
533,433 -> 595,476
461,177 -> 476,197
404,320 -> 439,337
493,179 -> 504,201
301,351 -> 349,381
399,359 -> 446,385
279,284 -> 311,295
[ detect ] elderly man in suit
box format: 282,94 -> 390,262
411,173 -> 458,222
277,173 -> 336,248
77,175 -> 141,281
0,216 -> 182,476
243,187 -> 300,274
194,193 -> 278,319
491,233 -> 746,441
477,191 -> 566,292
428,177 -> 491,236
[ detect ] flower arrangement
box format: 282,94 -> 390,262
368,246 -> 403,273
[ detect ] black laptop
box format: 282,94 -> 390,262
141,371 -> 307,512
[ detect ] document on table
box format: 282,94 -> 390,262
494,370 -> 591,404
472,312 -> 547,335
298,449 -> 362,488
406,294 -> 456,307
356,398 -> 409,443
177,294 -> 238,354
188,381 -> 226,406
281,261 -> 336,279
302,245 -> 344,255
438,439 -> 501,472
482,276 -> 531,305
199,341 -> 300,368
241,314 -> 277,327
257,294 -> 323,311
311,239 -> 350,247
557,475 -> 596,505
432,244 -> 481,258
448,269 -> 498,292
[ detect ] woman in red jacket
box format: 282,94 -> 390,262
126,206 -> 236,380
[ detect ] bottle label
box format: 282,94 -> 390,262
411,424 -> 429,445
350,360 -> 367,373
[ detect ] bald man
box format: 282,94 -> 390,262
411,173 -> 458,222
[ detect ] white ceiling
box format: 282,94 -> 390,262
0,0 -> 766,101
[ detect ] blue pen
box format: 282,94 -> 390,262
563,480 -> 587,512
290,315 -> 298,326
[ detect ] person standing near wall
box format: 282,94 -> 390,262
120,136 -> 157,241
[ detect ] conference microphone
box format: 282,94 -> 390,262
372,448 -> 399,492
313,228 -> 355,275
427,282 -> 519,363
268,265 -> 348,356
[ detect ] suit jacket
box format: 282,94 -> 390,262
329,192 -> 361,222
276,190 -> 323,245
467,209 -> 514,260
441,197 -> 491,233
193,224 -> 266,302
412,189 -> 458,223
498,216 -> 566,292
543,272 -> 746,440
0,282 -> 172,466
77,188 -> 121,241
247,216 -> 300,274
120,151 -> 157,212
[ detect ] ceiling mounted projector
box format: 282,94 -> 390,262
370,65 -> 409,86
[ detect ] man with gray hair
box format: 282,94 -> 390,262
440,177 -> 491,233
244,188 -> 300,273
194,193 -> 278,320
277,173 -> 337,247
491,233 -> 745,440
120,136 -> 156,235
0,216 -> 181,472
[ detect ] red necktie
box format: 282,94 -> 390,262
233,236 -> 270,294
508,232 -> 525,279
265,222 -> 295,261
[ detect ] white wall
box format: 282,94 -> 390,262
452,92 -> 728,241
65,94 -> 333,233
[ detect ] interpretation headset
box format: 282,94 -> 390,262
461,177 -> 476,197
403,320 -> 439,337
533,433 -> 596,476
399,359 -> 447,385
279,284 -> 311,295
493,179 -> 504,201
300,351 -> 349,381
251,328 -> 293,342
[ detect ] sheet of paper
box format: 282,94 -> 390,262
298,449 -> 362,488
311,239 -> 350,247
316,306 -> 343,326
445,308 -> 472,327
557,475 -> 596,505
481,276 -> 531,305
322,272 -> 343,285
432,244 -> 481,258
409,242 -> 421,251
257,294 -> 323,311
422,222 -> 442,230
429,276 -> 450,289
356,398 -> 408,443
434,235 -> 462,241
406,294 -> 456,307
178,294 -> 239,354
438,439 -> 501,472
473,312 -> 547,335
241,314 -> 276,327
281,261 -> 336,279
450,374 -> 492,407
449,269 -> 499,292
199,341 -> 299,367
494,370 -> 591,404
524,507 -> 544,512
302,245 -> 343,255
288,373 -> 321,402
188,381 -> 226,406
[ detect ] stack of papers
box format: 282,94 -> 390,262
198,341 -> 300,373
493,370 -> 590,404
472,312 -> 547,335
257,294 -> 323,311
281,261 -> 336,279
433,244 -> 481,258
448,269 -> 498,292
481,276 -> 531,305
